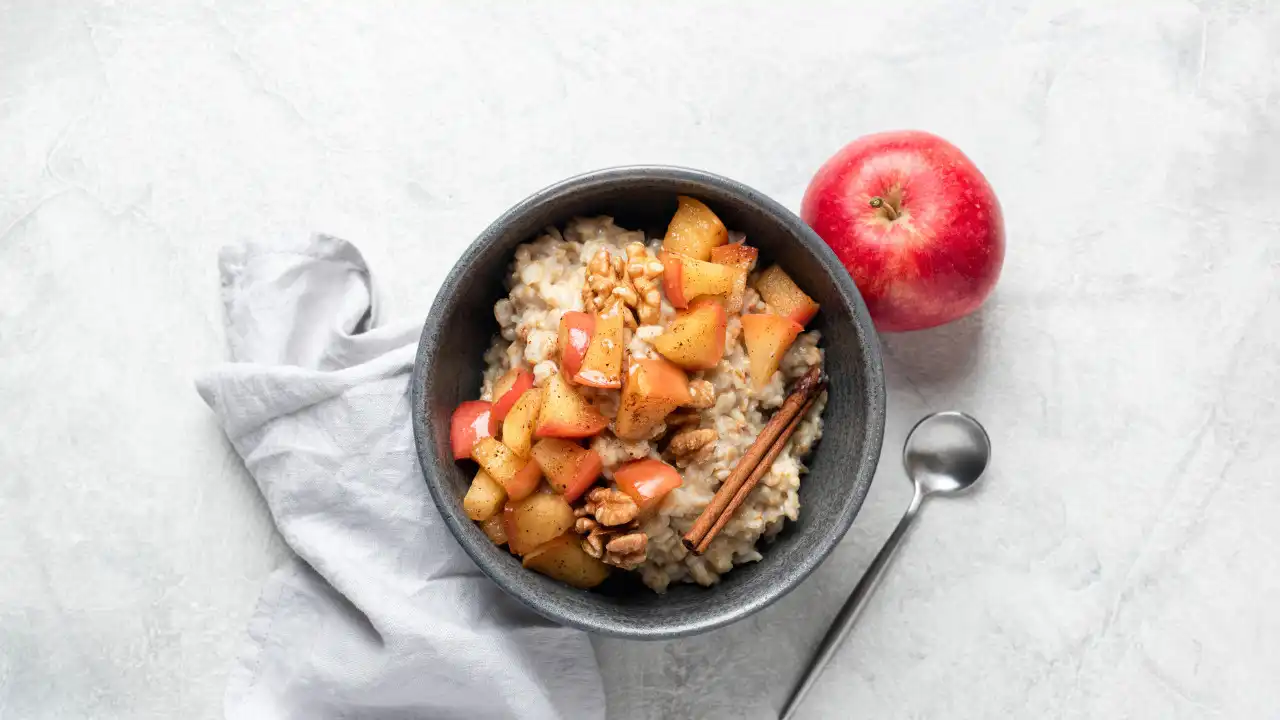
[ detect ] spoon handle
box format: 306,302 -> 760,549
779,485 -> 925,720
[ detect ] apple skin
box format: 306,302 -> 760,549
801,130 -> 1005,332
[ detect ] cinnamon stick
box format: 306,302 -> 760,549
694,393 -> 819,555
682,366 -> 825,552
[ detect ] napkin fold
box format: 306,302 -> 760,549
196,235 -> 605,719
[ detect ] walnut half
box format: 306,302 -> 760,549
603,531 -> 647,570
668,427 -> 718,466
686,379 -> 715,410
583,487 -> 638,526
575,488 -> 648,570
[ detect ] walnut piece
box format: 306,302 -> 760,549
603,531 -> 647,570
575,515 -> 647,570
584,487 -> 639,526
686,379 -> 715,409
583,245 -> 663,326
668,428 -> 718,458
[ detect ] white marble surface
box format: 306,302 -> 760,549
2,1 -> 1279,718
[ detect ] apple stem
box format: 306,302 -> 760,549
870,197 -> 899,221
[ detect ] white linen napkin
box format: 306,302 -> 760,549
195,235 -> 606,720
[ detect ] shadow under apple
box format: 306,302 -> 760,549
876,304 -> 988,400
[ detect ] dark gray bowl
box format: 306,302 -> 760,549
411,166 -> 885,639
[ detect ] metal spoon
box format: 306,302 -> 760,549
779,411 -> 991,720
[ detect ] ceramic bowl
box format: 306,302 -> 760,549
411,166 -> 885,639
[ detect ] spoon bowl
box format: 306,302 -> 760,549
904,411 -> 991,496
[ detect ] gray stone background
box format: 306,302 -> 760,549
2,1 -> 1278,718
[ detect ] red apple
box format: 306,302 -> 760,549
801,130 -> 1004,332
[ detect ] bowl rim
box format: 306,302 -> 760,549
412,165 -> 885,639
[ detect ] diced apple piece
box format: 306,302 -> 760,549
480,515 -> 508,545
663,196 -> 728,261
502,388 -> 542,458
558,311 -> 595,378
450,401 -> 495,460
491,368 -> 534,422
471,437 -> 542,501
522,533 -> 611,589
463,470 -> 507,521
755,265 -> 820,326
535,372 -> 609,439
613,459 -> 683,513
660,252 -> 744,309
652,297 -> 727,370
504,460 -> 542,502
740,314 -> 805,391
615,357 -> 692,441
660,250 -> 686,307
573,309 -> 623,389
684,257 -> 746,306
503,492 -> 576,556
709,242 -> 759,313
531,438 -> 603,502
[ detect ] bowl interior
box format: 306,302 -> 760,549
413,167 -> 884,639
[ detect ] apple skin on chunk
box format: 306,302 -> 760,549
535,372 -> 609,439
558,311 -> 595,378
471,437 -> 542,501
615,357 -> 692,441
613,458 -> 683,513
663,196 -> 728,261
652,297 -> 727,371
522,533 -> 611,588
740,314 -> 805,391
660,252 -> 745,309
491,368 -> 534,422
709,242 -> 758,313
450,401 -> 495,460
501,388 -> 542,458
755,265 -> 820,327
531,438 -> 603,503
573,310 -> 624,389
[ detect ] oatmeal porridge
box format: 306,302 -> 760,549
451,197 -> 826,592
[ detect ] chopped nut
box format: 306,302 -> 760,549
687,380 -> 715,409
583,532 -> 606,559
582,243 -> 661,336
577,518 -> 648,569
606,532 -> 646,555
574,517 -> 598,534
669,428 -> 718,458
585,487 -> 639,526
612,285 -> 639,307
617,304 -> 638,328
588,249 -> 611,275
637,304 -> 660,325
604,531 -> 647,570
